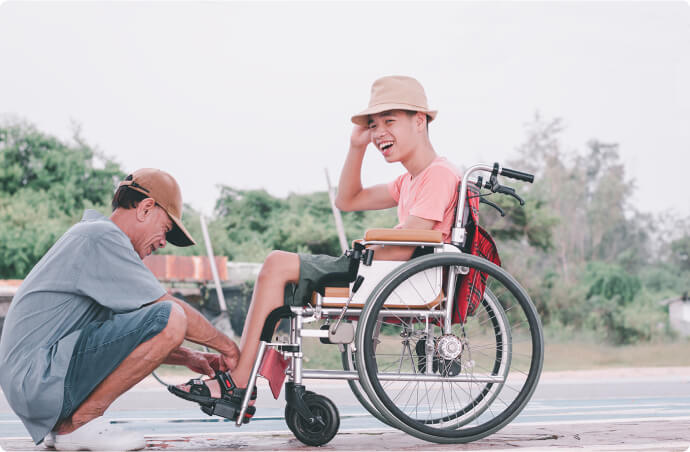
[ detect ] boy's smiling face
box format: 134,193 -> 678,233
368,110 -> 425,163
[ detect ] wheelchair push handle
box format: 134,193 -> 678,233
500,167 -> 534,183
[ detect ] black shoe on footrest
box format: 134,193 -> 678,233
200,400 -> 256,423
168,371 -> 257,423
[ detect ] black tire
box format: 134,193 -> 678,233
284,390 -> 317,435
355,252 -> 543,443
339,335 -> 393,427
285,392 -> 340,446
284,405 -> 298,436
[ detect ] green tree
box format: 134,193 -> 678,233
0,120 -> 124,278
210,186 -> 396,262
583,262 -> 667,344
0,121 -> 123,213
488,114 -> 661,334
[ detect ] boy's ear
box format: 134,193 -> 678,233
415,111 -> 427,131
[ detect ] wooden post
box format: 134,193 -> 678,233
325,168 -> 348,252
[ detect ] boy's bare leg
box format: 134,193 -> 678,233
233,251 -> 299,387
55,303 -> 188,434
173,251 -> 299,395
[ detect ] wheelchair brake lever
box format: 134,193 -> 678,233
496,185 -> 525,206
362,249 -> 374,266
480,198 -> 506,217
474,176 -> 484,189
348,244 -> 374,266
330,275 -> 364,334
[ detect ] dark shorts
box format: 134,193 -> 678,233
283,254 -> 354,306
59,301 -> 172,421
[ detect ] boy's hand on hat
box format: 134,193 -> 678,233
350,125 -> 372,151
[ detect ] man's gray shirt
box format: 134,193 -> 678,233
0,210 -> 166,443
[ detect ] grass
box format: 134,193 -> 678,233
543,339 -> 690,371
154,330 -> 690,379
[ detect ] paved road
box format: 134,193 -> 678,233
1,368 -> 689,450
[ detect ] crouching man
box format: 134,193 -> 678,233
0,168 -> 240,451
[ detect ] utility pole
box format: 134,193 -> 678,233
325,168 -> 348,252
200,215 -> 235,337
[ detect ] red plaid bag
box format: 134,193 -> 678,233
453,185 -> 501,324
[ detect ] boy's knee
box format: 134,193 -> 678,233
259,251 -> 298,282
264,250 -> 293,267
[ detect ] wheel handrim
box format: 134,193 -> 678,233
355,253 -> 543,443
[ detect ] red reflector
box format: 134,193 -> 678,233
225,379 -> 231,387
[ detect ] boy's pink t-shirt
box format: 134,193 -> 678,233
387,156 -> 461,243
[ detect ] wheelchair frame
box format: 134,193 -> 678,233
233,163 -> 544,445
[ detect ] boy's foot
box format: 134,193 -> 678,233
168,371 -> 257,422
53,419 -> 144,451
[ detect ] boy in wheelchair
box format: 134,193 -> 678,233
170,75 -> 461,419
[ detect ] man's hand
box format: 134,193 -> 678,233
164,343 -> 240,377
183,346 -> 239,378
217,340 -> 240,371
350,124 -> 371,151
185,350 -> 218,377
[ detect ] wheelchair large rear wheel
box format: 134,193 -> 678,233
355,253 -> 543,443
340,336 -> 392,427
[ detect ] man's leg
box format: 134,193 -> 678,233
55,303 -> 187,434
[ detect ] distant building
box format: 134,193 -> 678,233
668,295 -> 690,338
0,280 -> 22,336
226,262 -> 261,285
661,292 -> 690,338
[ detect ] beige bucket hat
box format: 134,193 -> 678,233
351,75 -> 437,127
118,168 -> 196,247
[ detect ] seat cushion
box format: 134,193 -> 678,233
364,228 -> 443,243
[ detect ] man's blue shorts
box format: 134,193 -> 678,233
58,301 -> 172,421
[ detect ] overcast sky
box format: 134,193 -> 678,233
0,1 -> 688,219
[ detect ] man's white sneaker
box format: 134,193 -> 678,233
43,431 -> 55,448
53,419 -> 145,451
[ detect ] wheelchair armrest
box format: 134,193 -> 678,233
363,228 -> 443,243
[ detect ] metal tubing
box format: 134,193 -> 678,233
455,163 -> 495,229
300,329 -> 329,338
452,163 -> 495,247
361,241 -> 444,248
296,307 -> 447,318
287,316 -> 297,383
236,341 -> 267,426
293,314 -> 303,385
424,314 -> 433,374
300,369 -> 504,383
444,266 -> 458,335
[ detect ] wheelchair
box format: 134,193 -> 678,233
231,163 -> 544,445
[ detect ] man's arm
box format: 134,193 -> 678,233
335,125 -> 397,212
369,215 -> 437,261
162,346 -> 224,377
155,295 -> 240,370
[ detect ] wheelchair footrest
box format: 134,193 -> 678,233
200,400 -> 255,424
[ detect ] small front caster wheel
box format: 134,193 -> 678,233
285,392 -> 340,446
